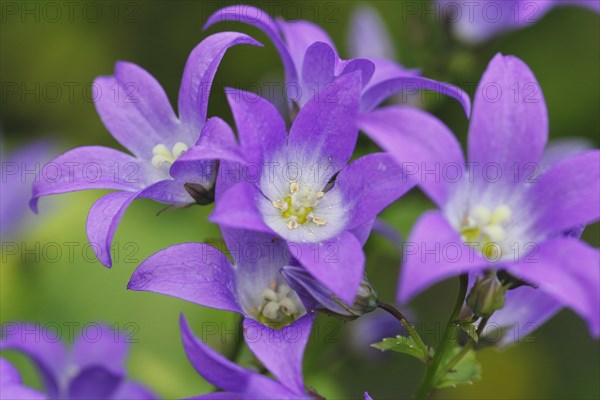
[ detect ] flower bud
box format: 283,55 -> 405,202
328,277 -> 378,320
466,272 -> 507,317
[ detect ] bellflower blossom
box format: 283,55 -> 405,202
358,53 -> 600,336
128,227 -> 316,333
1,323 -> 155,399
29,32 -> 260,267
187,72 -> 414,303
438,0 -> 600,44
180,316 -> 373,399
204,4 -> 471,115
0,358 -> 45,400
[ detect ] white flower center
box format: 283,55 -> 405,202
247,282 -> 305,328
151,142 -> 189,169
460,204 -> 512,259
271,181 -> 327,230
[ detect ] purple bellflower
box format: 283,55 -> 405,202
180,316 -> 373,399
438,0 -> 600,44
185,72 -> 414,304
204,5 -> 471,116
129,227 -> 329,394
1,323 -> 155,399
29,32 -> 260,267
0,358 -> 45,400
128,226 -> 316,331
358,53 -> 600,337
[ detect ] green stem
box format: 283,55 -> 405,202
443,316 -> 490,373
377,301 -> 431,362
413,274 -> 469,400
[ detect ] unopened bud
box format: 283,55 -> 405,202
466,272 -> 507,317
328,277 -> 378,320
184,183 -> 215,205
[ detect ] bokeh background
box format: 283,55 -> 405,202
1,1 -> 599,399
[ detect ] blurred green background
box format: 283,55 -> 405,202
1,1 -> 599,399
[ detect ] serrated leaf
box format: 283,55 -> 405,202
434,346 -> 481,388
371,335 -> 431,362
459,323 -> 479,343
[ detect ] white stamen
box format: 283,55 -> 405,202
482,225 -> 506,242
272,200 -> 287,210
172,142 -> 189,158
287,218 -> 299,230
471,205 -> 491,226
261,288 -> 278,302
290,181 -> 299,194
278,298 -> 298,316
262,301 -> 280,320
151,142 -> 189,169
490,204 -> 511,225
312,217 -> 327,226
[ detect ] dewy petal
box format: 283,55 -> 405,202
486,285 -> 562,347
336,153 -> 415,230
358,106 -> 465,208
86,191 -> 139,268
178,32 -> 261,140
0,323 -> 67,397
529,150 -> 600,236
111,381 -> 157,400
30,146 -> 144,213
128,243 -> 241,313
210,182 -> 274,234
288,72 -> 362,171
347,4 -> 397,61
468,54 -> 548,172
360,75 -> 471,116
505,237 -> 600,337
94,63 -> 180,159
179,315 -> 292,397
67,366 -> 122,400
204,5 -> 298,86
398,211 -> 489,304
226,88 -> 287,165
292,231 -> 366,303
243,314 -> 313,395
71,324 -> 129,376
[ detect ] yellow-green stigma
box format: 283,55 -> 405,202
249,282 -> 301,329
460,204 -> 512,259
272,181 -> 327,230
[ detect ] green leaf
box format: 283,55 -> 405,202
458,323 -> 479,343
371,335 -> 432,363
434,346 -> 481,389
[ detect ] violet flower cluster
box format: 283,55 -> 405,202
3,2 -> 597,399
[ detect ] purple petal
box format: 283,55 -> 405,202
128,243 -> 241,313
204,6 -> 297,86
178,32 -> 261,137
336,153 -> 415,229
529,150 -> 600,236
94,63 -> 179,158
363,58 -> 420,93
301,42 -> 336,92
68,366 -> 122,400
538,138 -> 592,172
111,381 -> 157,400
358,106 -> 465,208
338,58 -> 376,90
226,88 -> 287,165
71,324 -> 129,376
288,72 -> 362,171
347,4 -> 397,60
177,117 -> 247,166
179,315 -> 291,396
0,361 -> 46,400
210,182 -> 274,234
350,219 -> 376,247
0,322 -> 67,397
220,227 -> 289,274
0,358 -> 21,385
468,54 -> 547,174
364,392 -> 374,400
361,75 -> 471,116
505,237 -> 600,337
30,146 -> 143,213
243,315 -> 313,395
486,286 -> 561,347
86,191 -> 139,268
292,231 -> 366,303
398,211 -> 489,304
277,19 -> 336,85
190,393 -> 255,400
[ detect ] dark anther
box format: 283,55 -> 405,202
184,183 -> 215,206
